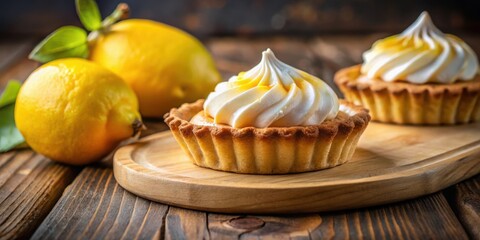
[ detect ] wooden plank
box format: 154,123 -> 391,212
0,151 -> 79,239
31,167 -> 169,240
165,193 -> 467,239
310,193 -> 467,239
165,207 -> 209,240
208,214 -> 320,239
34,167 -> 467,239
445,175 -> 480,239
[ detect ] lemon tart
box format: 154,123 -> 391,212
335,12 -> 480,124
165,49 -> 370,174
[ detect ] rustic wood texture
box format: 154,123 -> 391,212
31,167 -> 169,240
208,193 -> 467,239
446,175 -> 480,239
309,193 -> 468,239
165,207 -> 209,240
113,122 -> 480,214
32,167 -> 470,240
0,151 -> 80,239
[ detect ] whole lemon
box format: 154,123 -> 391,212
15,58 -> 142,165
89,19 -> 221,118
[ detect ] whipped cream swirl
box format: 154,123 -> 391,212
203,49 -> 339,128
361,11 -> 479,84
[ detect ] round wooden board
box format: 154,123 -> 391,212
113,122 -> 480,214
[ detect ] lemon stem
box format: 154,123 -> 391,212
87,3 -> 130,44
102,3 -> 130,29
132,118 -> 146,137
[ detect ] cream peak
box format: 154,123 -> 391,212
401,11 -> 444,37
262,48 -> 275,58
260,48 -> 284,67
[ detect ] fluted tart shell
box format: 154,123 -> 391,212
334,65 -> 480,125
164,99 -> 370,174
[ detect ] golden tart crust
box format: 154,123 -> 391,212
164,99 -> 370,174
334,65 -> 480,125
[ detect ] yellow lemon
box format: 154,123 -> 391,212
15,58 -> 142,165
89,19 -> 221,118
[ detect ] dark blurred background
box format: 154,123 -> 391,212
1,0 -> 479,38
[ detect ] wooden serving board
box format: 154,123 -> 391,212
113,122 -> 480,214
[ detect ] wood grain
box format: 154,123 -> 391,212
0,151 -> 79,239
310,193 -> 468,239
165,207 -> 209,240
208,213 -> 321,239
445,175 -> 480,239
30,166 -> 469,239
113,122 -> 480,213
205,194 -> 467,239
31,167 -> 169,240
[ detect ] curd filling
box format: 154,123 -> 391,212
201,49 -> 339,128
361,11 -> 479,84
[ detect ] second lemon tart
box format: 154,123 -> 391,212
335,12 -> 480,125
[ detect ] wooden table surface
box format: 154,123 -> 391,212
0,35 -> 479,240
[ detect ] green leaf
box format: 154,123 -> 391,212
0,105 -> 25,152
0,80 -> 21,108
76,0 -> 102,31
29,26 -> 89,63
0,81 -> 25,152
